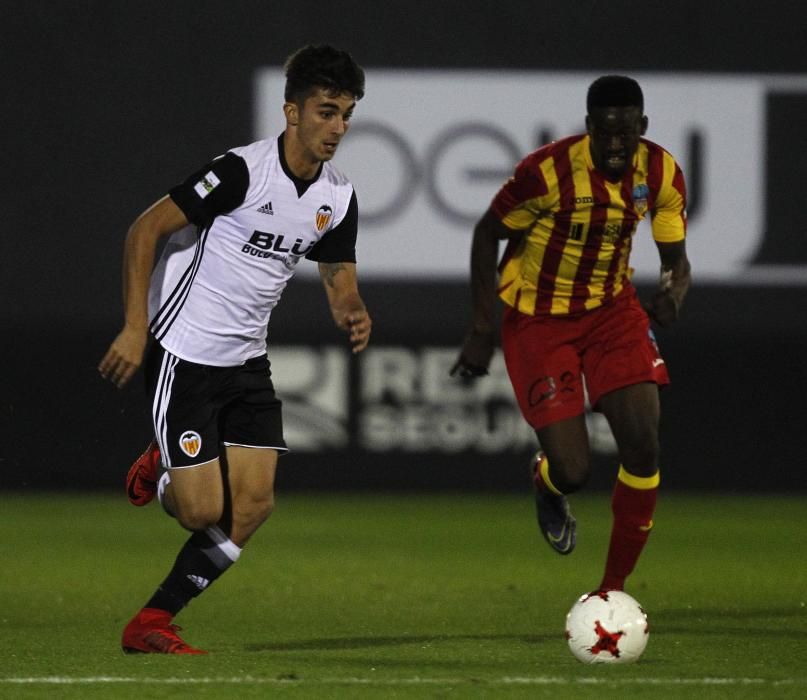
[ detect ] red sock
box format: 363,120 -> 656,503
599,466 -> 659,591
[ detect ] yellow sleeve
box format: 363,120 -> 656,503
651,152 -> 687,243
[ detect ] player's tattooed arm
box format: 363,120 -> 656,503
319,262 -> 347,289
318,262 -> 372,353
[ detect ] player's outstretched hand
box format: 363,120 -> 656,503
346,310 -> 372,354
98,326 -> 148,388
450,329 -> 494,378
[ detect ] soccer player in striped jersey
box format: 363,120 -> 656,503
452,75 -> 691,594
98,45 -> 371,654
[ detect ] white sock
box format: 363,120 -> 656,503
204,525 -> 243,564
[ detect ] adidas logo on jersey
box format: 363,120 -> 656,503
257,201 -> 274,215
187,574 -> 210,590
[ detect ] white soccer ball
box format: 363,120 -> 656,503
565,590 -> 649,664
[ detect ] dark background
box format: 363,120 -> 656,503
2,0 -> 806,491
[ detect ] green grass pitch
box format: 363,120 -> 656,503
1,491 -> 805,699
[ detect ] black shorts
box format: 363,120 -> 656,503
145,342 -> 288,468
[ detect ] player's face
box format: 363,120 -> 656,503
293,88 -> 356,164
586,106 -> 648,179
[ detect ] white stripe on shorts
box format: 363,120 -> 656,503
152,349 -> 180,468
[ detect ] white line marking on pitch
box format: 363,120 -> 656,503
1,676 -> 804,686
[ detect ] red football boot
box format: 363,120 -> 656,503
126,440 -> 161,506
121,608 -> 207,655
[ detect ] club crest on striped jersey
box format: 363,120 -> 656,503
632,183 -> 649,215
179,430 -> 202,458
315,205 -> 333,232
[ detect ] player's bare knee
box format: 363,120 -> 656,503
619,439 -> 660,476
175,501 -> 223,531
177,512 -> 220,531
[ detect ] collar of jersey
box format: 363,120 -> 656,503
277,133 -> 323,198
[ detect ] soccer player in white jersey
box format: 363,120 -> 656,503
98,45 -> 371,654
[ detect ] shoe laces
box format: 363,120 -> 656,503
143,624 -> 192,653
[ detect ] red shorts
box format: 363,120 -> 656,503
500,288 -> 670,430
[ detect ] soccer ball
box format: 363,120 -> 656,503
565,590 -> 649,664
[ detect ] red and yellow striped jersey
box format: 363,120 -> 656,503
491,134 -> 687,316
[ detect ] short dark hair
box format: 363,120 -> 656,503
283,45 -> 365,103
587,75 -> 644,114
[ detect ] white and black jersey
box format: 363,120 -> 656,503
148,134 -> 358,366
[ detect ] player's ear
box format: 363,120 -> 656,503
585,115 -> 593,134
284,102 -> 299,127
640,115 -> 648,135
